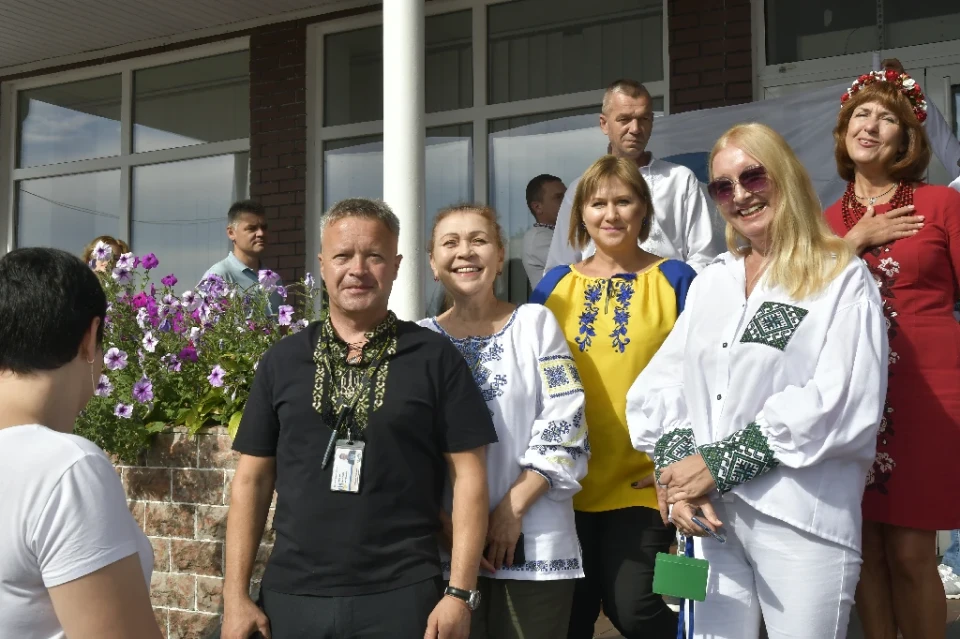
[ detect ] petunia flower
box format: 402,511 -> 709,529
136,308 -> 150,329
114,403 -> 133,419
115,252 -> 135,270
179,346 -> 198,363
276,286 -> 288,300
93,241 -> 113,262
181,290 -> 201,312
142,331 -> 159,353
94,375 -> 113,397
112,267 -> 133,285
291,318 -> 310,334
132,376 -> 154,403
208,365 -> 226,388
258,269 -> 280,292
162,354 -> 181,372
104,348 -> 128,371
161,274 -> 178,287
141,253 -> 159,270
278,305 -> 294,326
304,273 -> 316,289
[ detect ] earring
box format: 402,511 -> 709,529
433,275 -> 439,282
87,356 -> 97,394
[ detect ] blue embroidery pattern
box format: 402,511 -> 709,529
450,338 -> 506,403
537,355 -> 583,399
531,444 -> 587,461
575,283 -> 602,352
541,419 -> 572,443
610,279 -> 635,353
574,277 -> 636,353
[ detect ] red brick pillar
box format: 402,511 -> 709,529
119,428 -> 274,639
249,22 -> 309,284
668,0 -> 753,114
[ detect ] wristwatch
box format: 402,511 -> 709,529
444,585 -> 481,611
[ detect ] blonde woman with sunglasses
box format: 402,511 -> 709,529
626,123 -> 888,639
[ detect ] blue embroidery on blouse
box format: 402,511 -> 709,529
434,311 -> 520,404
531,444 -> 587,461
542,364 -> 569,390
574,283 -> 602,352
575,276 -> 637,353
610,279 -> 635,353
541,419 -> 572,443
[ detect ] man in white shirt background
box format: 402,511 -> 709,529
543,79 -> 724,275
522,174 -> 565,287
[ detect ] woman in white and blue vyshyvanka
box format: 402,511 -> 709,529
418,203 -> 589,639
626,123 -> 888,639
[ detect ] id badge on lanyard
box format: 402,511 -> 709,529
330,440 -> 365,492
319,348 -> 386,493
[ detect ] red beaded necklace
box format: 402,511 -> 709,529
841,180 -> 914,235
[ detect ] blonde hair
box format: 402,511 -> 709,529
81,235 -> 130,264
709,123 -> 853,299
569,155 -> 654,250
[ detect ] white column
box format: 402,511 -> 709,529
383,0 -> 425,321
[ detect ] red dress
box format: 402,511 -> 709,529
825,183 -> 960,530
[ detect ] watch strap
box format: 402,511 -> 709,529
444,585 -> 478,610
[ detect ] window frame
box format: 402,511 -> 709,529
305,0 -> 670,268
0,37 -> 251,254
751,0 -> 960,99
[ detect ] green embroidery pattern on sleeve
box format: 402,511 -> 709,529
740,301 -> 809,351
698,422 -> 780,494
653,428 -> 696,482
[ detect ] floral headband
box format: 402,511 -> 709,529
840,69 -> 928,123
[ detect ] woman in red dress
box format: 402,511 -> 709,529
825,70 -> 960,638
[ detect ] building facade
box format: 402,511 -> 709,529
0,0 -> 958,315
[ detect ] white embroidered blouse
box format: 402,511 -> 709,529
419,304 -> 589,580
626,253 -> 888,552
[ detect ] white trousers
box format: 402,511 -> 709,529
690,495 -> 860,639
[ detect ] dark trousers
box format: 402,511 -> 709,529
567,507 -> 678,639
260,577 -> 443,639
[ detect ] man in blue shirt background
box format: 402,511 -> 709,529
204,200 -> 283,314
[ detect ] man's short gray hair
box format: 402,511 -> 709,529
319,198 -> 401,241
601,79 -> 652,114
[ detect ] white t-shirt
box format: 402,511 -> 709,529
0,425 -> 153,639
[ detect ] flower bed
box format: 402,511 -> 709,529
78,244 -> 323,463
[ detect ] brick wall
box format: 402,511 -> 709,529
668,0 -> 753,114
118,427 -> 274,639
249,22 -> 309,286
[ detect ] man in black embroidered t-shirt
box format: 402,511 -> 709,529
221,198 -> 497,639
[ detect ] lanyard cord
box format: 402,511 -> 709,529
676,535 -> 695,639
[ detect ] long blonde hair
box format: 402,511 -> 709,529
709,123 -> 852,299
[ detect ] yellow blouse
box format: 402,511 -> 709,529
531,259 -> 696,512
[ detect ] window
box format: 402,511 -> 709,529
134,51 -> 249,153
18,75 -> 122,168
313,1 -> 666,314
7,42 -> 250,287
765,0 -> 960,65
323,10 -> 473,126
488,0 -> 663,104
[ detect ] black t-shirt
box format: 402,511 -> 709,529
233,319 -> 497,596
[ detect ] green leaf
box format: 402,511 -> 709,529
145,421 -> 168,434
228,411 -> 243,438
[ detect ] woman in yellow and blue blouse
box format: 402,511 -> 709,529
531,155 -> 696,639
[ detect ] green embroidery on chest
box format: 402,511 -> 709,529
311,313 -> 398,434
740,301 -> 809,351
